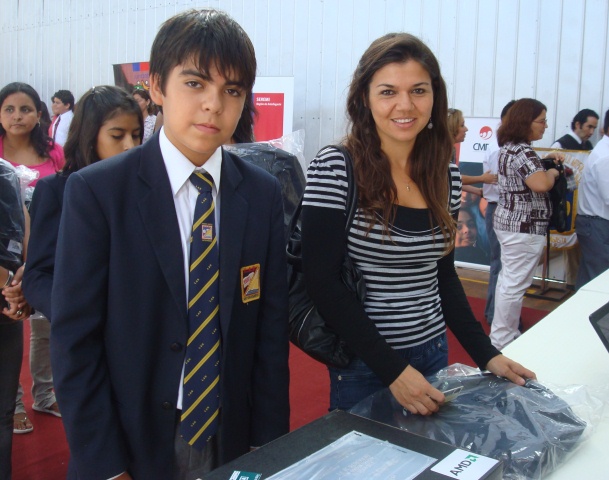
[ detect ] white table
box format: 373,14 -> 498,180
502,286 -> 609,479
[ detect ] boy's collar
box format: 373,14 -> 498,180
159,127 -> 222,196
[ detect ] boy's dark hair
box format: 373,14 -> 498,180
63,85 -> 143,175
0,82 -> 53,158
571,108 -> 598,130
149,9 -> 256,95
52,90 -> 75,110
500,100 -> 516,120
231,94 -> 257,143
604,109 -> 609,135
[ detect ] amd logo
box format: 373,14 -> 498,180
450,454 -> 479,476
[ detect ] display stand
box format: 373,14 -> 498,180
526,229 -> 570,302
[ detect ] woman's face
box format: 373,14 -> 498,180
0,92 -> 41,137
456,209 -> 477,247
96,112 -> 142,160
529,109 -> 547,142
454,118 -> 468,143
133,93 -> 149,115
367,60 -> 434,153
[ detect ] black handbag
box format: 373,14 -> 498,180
286,145 -> 365,368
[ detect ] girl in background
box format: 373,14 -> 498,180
132,88 -> 157,142
0,82 -> 64,434
24,85 -> 143,329
447,108 -> 497,192
21,86 -> 141,437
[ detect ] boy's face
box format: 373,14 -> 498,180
150,59 -> 246,166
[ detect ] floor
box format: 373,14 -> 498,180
456,266 -> 570,314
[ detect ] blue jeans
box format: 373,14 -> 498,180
328,333 -> 448,411
485,203 -> 501,324
575,215 -> 609,290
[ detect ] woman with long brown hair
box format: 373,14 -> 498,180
301,33 -> 534,414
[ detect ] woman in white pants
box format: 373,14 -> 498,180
490,98 -> 564,350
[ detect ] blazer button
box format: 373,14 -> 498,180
161,402 -> 173,410
170,342 -> 183,352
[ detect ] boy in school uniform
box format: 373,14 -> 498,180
50,9 -> 290,480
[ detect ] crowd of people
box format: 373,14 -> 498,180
0,6 -> 607,480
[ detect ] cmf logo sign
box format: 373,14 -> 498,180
479,126 -> 493,140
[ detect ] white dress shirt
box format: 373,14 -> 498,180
577,135 -> 609,220
51,110 -> 74,147
158,127 -> 222,410
482,145 -> 500,203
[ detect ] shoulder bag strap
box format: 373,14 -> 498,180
334,144 -> 358,231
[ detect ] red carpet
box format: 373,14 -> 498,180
12,322 -> 69,480
11,297 -> 546,479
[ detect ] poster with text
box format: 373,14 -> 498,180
454,117 -> 500,270
252,77 -> 294,142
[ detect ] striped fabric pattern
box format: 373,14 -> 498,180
180,171 -> 221,449
303,146 -> 461,350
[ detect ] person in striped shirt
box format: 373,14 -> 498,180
301,32 -> 535,414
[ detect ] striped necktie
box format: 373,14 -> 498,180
180,171 -> 221,449
52,115 -> 61,141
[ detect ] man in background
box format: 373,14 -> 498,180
48,89 -> 74,146
482,100 -> 515,325
551,108 -> 599,289
575,109 -> 609,290
551,108 -> 598,151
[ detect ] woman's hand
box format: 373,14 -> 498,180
3,303 -> 31,321
544,152 -> 565,165
2,265 -> 30,320
389,365 -> 445,415
485,354 -> 536,386
2,265 -> 26,307
480,170 -> 498,185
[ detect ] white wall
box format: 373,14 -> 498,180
1,0 -> 608,162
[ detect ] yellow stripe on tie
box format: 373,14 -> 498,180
194,171 -> 214,188
184,340 -> 220,383
190,237 -> 217,271
187,305 -> 219,346
188,408 -> 220,445
188,271 -> 219,309
181,375 -> 220,420
192,203 -> 215,231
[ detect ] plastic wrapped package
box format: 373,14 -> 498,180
350,364 -> 606,480
225,130 -> 306,240
13,163 -> 39,205
0,159 -> 26,271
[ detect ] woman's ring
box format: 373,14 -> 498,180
16,309 -> 23,316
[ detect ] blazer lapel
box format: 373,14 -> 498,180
137,138 -> 187,319
218,150 -> 248,338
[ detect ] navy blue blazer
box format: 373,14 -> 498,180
50,136 -> 290,479
23,173 -> 68,320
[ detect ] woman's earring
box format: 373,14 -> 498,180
427,118 -> 433,129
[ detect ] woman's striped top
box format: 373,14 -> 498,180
303,145 -> 461,351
